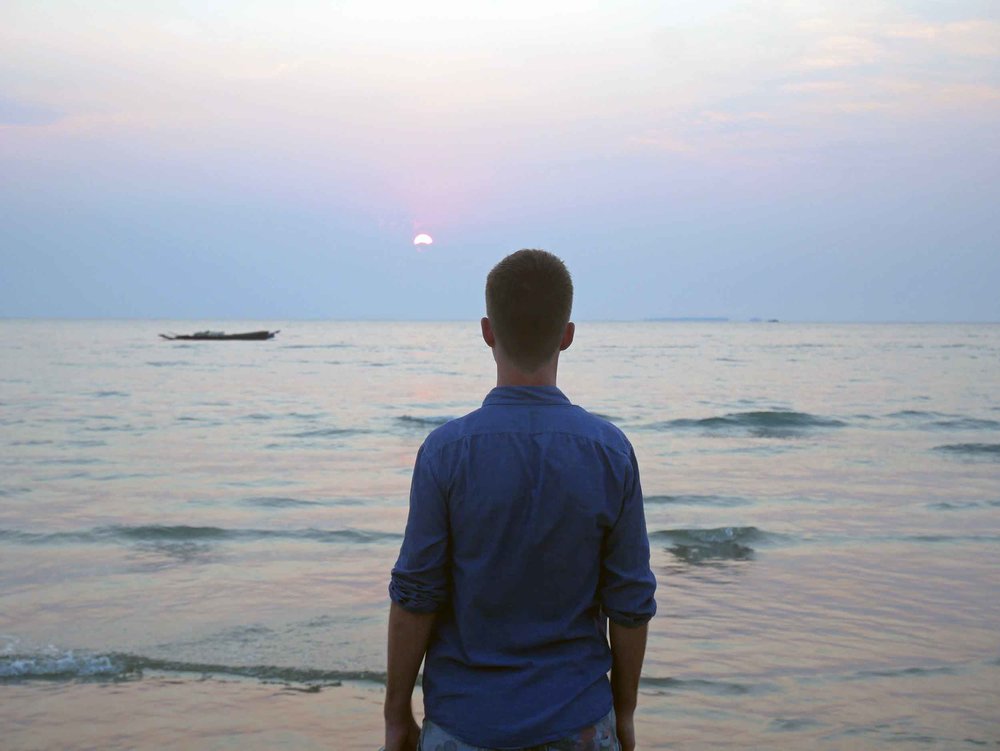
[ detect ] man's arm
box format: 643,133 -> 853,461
386,443 -> 450,749
600,446 -> 656,751
384,602 -> 437,751
609,621 -> 648,751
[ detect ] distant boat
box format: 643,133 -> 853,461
159,330 -> 279,341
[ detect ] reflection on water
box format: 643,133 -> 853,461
1,320 -> 999,749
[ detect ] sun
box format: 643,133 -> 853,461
413,233 -> 433,246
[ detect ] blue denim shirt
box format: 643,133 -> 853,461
390,386 -> 657,749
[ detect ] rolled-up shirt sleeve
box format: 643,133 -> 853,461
600,447 -> 657,627
389,443 -> 450,613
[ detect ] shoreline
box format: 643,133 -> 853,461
1,676 -> 388,751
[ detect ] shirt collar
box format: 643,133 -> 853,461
482,385 -> 572,407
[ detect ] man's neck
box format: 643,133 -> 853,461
495,360 -> 559,388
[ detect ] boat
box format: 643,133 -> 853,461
159,330 -> 279,341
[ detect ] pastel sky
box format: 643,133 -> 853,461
2,0 -> 998,321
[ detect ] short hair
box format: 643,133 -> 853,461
485,249 -> 573,371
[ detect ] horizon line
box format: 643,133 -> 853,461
2,316 -> 999,325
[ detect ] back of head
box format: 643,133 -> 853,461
485,249 -> 574,372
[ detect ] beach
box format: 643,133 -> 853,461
2,320 -> 999,749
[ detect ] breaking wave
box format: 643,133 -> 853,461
0,650 -> 384,685
650,526 -> 779,562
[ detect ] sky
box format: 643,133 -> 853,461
1,0 -> 998,321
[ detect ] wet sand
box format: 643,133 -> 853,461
2,677 -> 386,751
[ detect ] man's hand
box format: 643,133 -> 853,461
384,711 -> 420,751
384,603 -> 436,751
616,711 -> 636,751
609,621 -> 647,751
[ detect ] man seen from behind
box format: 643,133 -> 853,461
385,248 -> 657,751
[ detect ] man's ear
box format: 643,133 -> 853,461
481,317 -> 496,348
559,321 -> 575,351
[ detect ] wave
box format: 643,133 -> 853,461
0,525 -> 401,546
644,494 -> 751,507
845,665 -> 958,681
929,418 -> 1000,430
643,410 -> 845,437
396,415 -> 454,428
893,533 -> 1000,543
926,500 -> 1000,511
888,411 -> 1000,430
239,496 -> 323,508
0,486 -> 32,497
287,427 -> 367,438
934,443 -> 1000,457
253,411 -> 328,423
0,651 -> 384,685
649,526 -> 776,562
651,526 -> 771,545
769,718 -> 823,732
886,411 -> 1000,430
640,675 -> 762,695
887,410 -> 947,419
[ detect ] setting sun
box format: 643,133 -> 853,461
413,233 -> 433,246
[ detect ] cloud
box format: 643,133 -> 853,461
884,19 -> 1000,57
800,34 -> 884,69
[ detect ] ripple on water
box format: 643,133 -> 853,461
925,499 -> 1000,511
640,675 -> 773,696
641,410 -> 846,438
286,427 -> 367,439
768,717 -> 824,732
934,443 -> 1000,459
238,496 -> 323,508
644,494 -> 751,507
0,525 -> 402,546
395,415 -> 455,429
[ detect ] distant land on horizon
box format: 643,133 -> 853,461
644,316 -> 731,322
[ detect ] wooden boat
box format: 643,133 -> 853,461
159,330 -> 279,341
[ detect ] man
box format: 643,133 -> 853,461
385,249 -> 657,751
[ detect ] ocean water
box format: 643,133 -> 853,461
1,320 -> 998,750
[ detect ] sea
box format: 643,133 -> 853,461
1,319 -> 998,750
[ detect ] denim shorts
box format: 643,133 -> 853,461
417,710 -> 620,751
